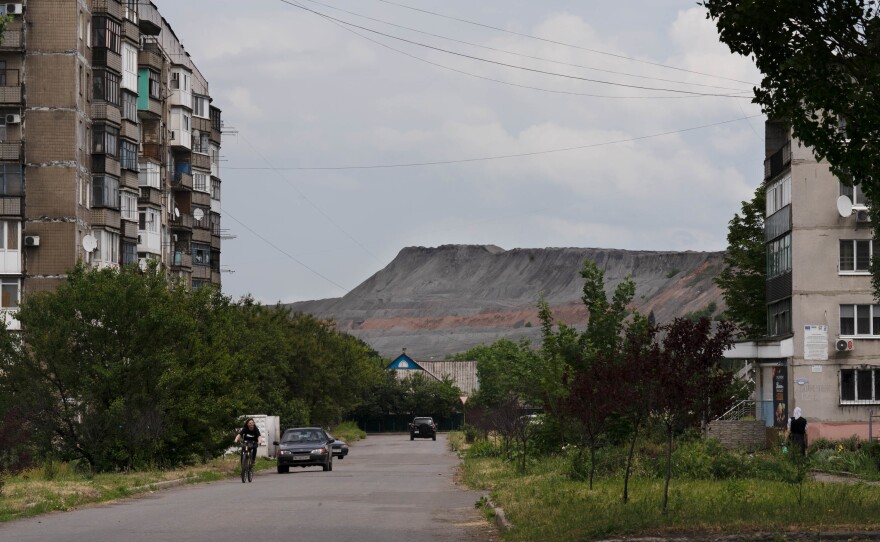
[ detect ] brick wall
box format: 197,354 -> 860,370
707,420 -> 768,451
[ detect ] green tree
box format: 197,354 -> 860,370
714,184 -> 767,337
702,0 -> 880,295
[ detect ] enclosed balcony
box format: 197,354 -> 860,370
0,70 -> 21,104
764,141 -> 791,181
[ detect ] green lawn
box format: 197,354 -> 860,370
461,454 -> 880,541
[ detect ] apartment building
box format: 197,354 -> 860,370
726,119 -> 879,442
0,0 -> 223,329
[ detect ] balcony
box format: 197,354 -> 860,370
0,29 -> 22,49
764,141 -> 791,180
123,18 -> 140,40
138,186 -> 162,206
93,48 -> 123,74
92,155 -> 121,177
139,43 -> 164,71
91,102 -> 122,125
141,143 -> 162,162
171,251 -> 192,269
0,70 -> 21,104
0,197 -> 21,216
170,212 -> 193,231
191,153 -> 210,170
0,308 -> 19,331
92,0 -> 124,19
172,171 -> 193,191
0,141 -> 21,161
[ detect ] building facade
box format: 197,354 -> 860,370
0,0 -> 222,329
727,119 -> 879,442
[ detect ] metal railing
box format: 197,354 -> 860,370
764,141 -> 791,180
716,399 -> 773,422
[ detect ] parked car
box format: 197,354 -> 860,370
325,432 -> 349,459
409,417 -> 437,441
273,427 -> 334,473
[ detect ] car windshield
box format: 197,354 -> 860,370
281,429 -> 324,443
414,418 -> 433,424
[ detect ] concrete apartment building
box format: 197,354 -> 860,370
727,119 -> 880,442
0,0 -> 222,330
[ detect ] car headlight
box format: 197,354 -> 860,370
311,448 -> 327,454
279,450 -> 290,455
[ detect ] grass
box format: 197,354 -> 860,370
460,453 -> 880,541
0,455 -> 275,523
331,421 -> 367,443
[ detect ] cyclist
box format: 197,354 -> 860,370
234,418 -> 263,466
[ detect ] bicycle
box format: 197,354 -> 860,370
239,441 -> 257,483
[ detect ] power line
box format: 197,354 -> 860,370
226,115 -> 762,171
221,207 -> 351,293
298,0 -> 752,93
373,0 -> 757,86
237,132 -> 384,266
278,0 -> 751,98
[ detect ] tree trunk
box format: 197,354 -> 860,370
623,421 -> 640,504
662,426 -> 673,515
589,443 -> 596,490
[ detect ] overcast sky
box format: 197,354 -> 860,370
156,0 -> 763,304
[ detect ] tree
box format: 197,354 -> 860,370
652,317 -> 738,515
702,0 -> 880,295
714,184 -> 767,338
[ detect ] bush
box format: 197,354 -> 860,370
461,424 -> 480,444
331,421 -> 366,443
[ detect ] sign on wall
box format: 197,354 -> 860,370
803,325 -> 829,361
772,366 -> 788,428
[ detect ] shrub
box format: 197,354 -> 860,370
331,421 -> 366,443
461,424 -> 480,444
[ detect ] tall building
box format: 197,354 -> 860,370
727,119 -> 878,441
0,0 -> 223,330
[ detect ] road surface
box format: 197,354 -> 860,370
0,433 -> 496,542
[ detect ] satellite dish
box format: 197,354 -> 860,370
837,195 -> 854,218
193,208 -> 204,221
174,207 -> 181,218
138,258 -> 148,271
82,234 -> 97,253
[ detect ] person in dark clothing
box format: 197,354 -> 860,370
786,407 -> 807,455
234,418 -> 262,463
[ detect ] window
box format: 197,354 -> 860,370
0,164 -> 22,196
839,304 -> 880,336
841,182 -> 868,208
92,17 -> 121,53
193,172 -> 208,192
120,140 -> 138,171
840,368 -> 880,404
138,161 -> 160,189
840,240 -> 876,273
93,70 -> 120,105
192,243 -> 210,266
210,107 -> 221,131
211,179 -> 221,201
139,208 -> 159,233
0,278 -> 18,308
0,220 -> 19,250
767,234 -> 792,278
210,213 -> 220,236
92,124 -> 119,157
193,132 -> 209,154
124,0 -> 138,24
121,191 -> 137,221
148,70 -> 161,99
122,241 -> 137,265
768,298 -> 791,337
193,95 -> 209,118
766,174 -> 791,217
92,176 -> 119,209
94,229 -> 119,264
122,91 -> 137,123
122,42 -> 138,91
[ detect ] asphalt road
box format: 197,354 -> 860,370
0,434 -> 497,542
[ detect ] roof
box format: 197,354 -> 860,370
386,352 -> 478,396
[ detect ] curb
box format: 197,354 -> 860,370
484,496 -> 512,533
131,477 -> 194,493
596,532 -> 880,542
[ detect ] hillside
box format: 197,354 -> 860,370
289,245 -> 726,359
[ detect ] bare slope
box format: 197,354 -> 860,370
289,245 -> 726,359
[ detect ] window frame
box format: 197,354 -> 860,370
839,304 -> 880,337
91,175 -> 120,209
120,140 -> 138,171
92,16 -> 121,54
840,367 -> 880,405
92,124 -> 119,157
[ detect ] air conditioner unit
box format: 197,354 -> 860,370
5,4 -> 22,15
5,114 -> 20,124
24,235 -> 39,247
835,338 -> 855,352
856,210 -> 871,223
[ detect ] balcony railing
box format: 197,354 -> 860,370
764,141 -> 791,180
0,30 -> 22,49
0,69 -> 22,103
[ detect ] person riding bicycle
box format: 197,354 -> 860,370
234,418 -> 263,464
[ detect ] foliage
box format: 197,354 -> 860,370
0,265 -> 385,472
352,368 -> 463,421
330,421 -> 366,443
713,184 -> 767,338
702,0 -> 880,297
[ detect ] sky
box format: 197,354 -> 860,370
156,0 -> 764,304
